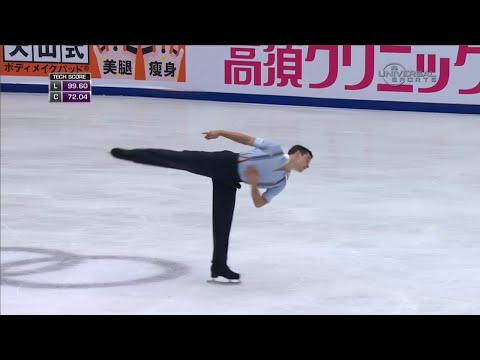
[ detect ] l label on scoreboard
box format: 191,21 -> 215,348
49,73 -> 91,103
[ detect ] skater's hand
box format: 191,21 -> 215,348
245,166 -> 260,186
203,130 -> 221,140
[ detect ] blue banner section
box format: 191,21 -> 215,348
2,83 -> 479,115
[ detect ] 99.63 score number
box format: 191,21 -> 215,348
65,81 -> 90,90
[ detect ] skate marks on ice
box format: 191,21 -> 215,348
0,247 -> 189,289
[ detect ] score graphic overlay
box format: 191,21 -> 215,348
49,73 -> 91,103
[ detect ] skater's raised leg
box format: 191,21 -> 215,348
111,148 -> 237,178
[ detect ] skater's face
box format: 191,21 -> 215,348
294,152 -> 311,172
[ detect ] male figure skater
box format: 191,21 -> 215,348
110,130 -> 312,283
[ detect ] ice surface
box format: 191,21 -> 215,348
1,92 -> 479,314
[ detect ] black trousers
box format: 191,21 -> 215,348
110,148 -> 242,267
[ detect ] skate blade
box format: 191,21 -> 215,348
207,278 -> 241,285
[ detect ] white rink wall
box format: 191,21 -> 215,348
1,45 -> 479,113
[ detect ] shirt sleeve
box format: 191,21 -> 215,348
262,178 -> 287,203
253,138 -> 283,155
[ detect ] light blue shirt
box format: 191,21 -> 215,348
237,138 -> 290,202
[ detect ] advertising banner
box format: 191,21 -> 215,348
2,45 -> 478,107
1,45 -> 186,82
185,45 -> 480,105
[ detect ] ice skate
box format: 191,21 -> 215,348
207,265 -> 241,284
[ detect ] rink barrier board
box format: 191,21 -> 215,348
1,83 -> 479,115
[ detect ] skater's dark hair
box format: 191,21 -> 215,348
288,145 -> 313,158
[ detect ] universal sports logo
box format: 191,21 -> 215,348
379,62 -> 437,86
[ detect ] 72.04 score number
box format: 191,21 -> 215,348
64,92 -> 90,102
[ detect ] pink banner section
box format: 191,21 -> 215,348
224,45 -> 480,95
